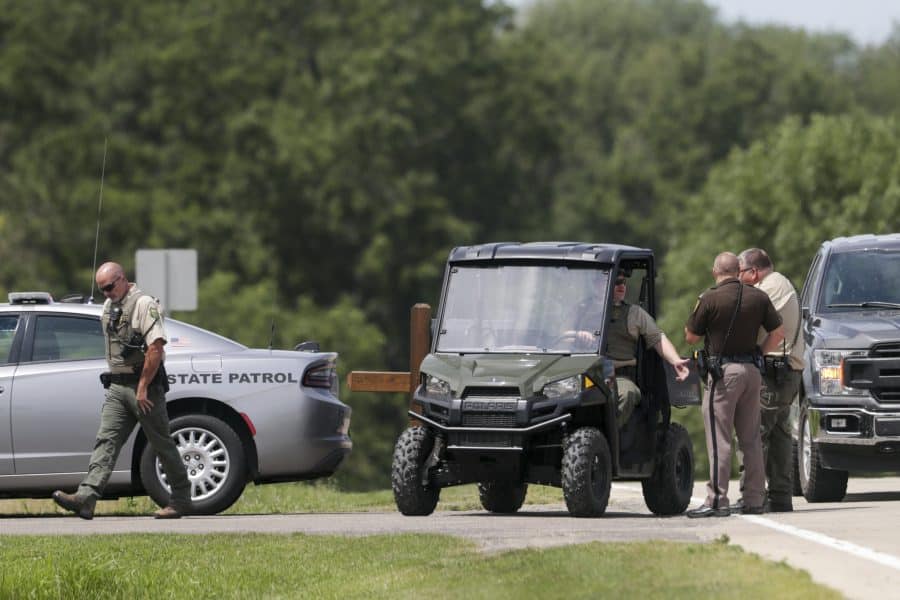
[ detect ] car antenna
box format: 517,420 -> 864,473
268,285 -> 277,350
88,138 -> 109,302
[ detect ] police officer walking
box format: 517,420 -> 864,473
735,248 -> 805,512
52,262 -> 191,519
684,252 -> 784,517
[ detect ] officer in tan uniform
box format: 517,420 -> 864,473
52,262 -> 191,519
735,248 -> 805,512
575,272 -> 690,427
684,252 -> 784,517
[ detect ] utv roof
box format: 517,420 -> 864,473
824,234 -> 900,253
447,241 -> 650,264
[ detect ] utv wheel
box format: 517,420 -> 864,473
798,402 -> 848,502
641,422 -> 694,515
478,482 -> 527,514
140,414 -> 247,515
562,427 -> 611,517
391,426 -> 440,516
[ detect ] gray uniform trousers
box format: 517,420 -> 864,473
77,382 -> 191,508
703,363 -> 766,509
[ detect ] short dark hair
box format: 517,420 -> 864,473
739,248 -> 772,271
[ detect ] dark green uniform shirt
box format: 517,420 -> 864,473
686,278 -> 781,355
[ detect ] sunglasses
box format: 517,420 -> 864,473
100,276 -> 120,293
615,278 -> 627,286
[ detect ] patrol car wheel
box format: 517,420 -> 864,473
391,426 -> 440,516
140,414 -> 247,515
478,481 -> 527,513
798,402 -> 848,502
641,422 -> 694,515
562,426 -> 611,517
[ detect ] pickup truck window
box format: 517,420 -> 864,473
820,250 -> 900,310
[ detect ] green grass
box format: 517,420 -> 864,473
0,534 -> 839,600
0,481 -> 567,517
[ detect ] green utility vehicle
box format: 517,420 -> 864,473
391,242 -> 700,517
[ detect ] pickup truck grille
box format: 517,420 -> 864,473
872,343 -> 900,358
845,345 -> 900,403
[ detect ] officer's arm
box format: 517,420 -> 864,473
760,325 -> 785,355
138,339 -> 165,394
684,327 -> 702,345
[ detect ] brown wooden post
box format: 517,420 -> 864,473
345,303 -> 432,425
409,303 -> 431,393
408,303 -> 431,423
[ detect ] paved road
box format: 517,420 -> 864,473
2,477 -> 899,599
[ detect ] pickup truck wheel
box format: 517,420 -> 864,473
391,426 -> 440,516
562,426 -> 611,517
798,402 -> 848,502
478,482 -> 528,513
140,414 -> 247,515
791,440 -> 803,496
641,422 -> 694,515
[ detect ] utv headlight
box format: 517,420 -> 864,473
542,375 -> 582,400
424,375 -> 452,400
814,349 -> 867,396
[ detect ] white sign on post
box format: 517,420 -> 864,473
135,249 -> 198,311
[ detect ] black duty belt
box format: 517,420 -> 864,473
100,372 -> 140,387
616,366 -> 637,380
712,354 -> 756,365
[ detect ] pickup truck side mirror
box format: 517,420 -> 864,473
801,306 -> 810,320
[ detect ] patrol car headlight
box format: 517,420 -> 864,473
814,349 -> 867,396
542,375 -> 582,400
424,375 -> 452,400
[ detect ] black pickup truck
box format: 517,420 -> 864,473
795,234 -> 900,502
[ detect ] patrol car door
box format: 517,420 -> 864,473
0,315 -> 20,475
10,314 -> 110,475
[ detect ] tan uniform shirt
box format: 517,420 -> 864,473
756,271 -> 805,370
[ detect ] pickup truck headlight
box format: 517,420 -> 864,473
542,375 -> 582,400
424,374 -> 452,401
814,349 -> 867,396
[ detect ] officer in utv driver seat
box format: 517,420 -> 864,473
574,271 -> 690,428
52,262 -> 191,519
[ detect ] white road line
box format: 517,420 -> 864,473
739,515 -> 900,572
611,484 -> 900,572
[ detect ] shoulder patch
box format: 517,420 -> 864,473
149,305 -> 160,320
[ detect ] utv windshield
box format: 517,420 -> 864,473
821,250 -> 900,311
436,263 -> 610,354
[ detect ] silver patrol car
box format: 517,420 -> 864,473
0,292 -> 352,514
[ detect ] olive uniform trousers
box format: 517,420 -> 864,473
738,368 -> 801,505
77,382 -> 191,509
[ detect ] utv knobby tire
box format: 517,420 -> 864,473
478,481 -> 528,514
641,422 -> 694,515
391,426 -> 440,516
562,427 -> 611,518
798,403 -> 848,502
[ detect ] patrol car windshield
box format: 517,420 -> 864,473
821,250 -> 900,311
436,264 -> 610,354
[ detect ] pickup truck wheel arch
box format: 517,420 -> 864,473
798,399 -> 848,502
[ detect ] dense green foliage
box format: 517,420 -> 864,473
3,0 -> 900,488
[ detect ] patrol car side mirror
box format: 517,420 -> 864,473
294,341 -> 320,352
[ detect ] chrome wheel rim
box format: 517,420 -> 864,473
801,414 -> 812,483
157,426 -> 231,501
